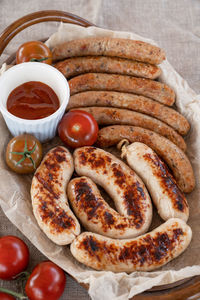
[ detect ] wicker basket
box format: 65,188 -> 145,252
0,10 -> 199,300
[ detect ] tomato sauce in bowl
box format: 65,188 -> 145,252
0,62 -> 69,142
7,81 -> 60,120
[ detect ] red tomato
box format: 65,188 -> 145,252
25,261 -> 66,300
0,292 -> 15,300
58,110 -> 99,148
0,236 -> 29,280
16,41 -> 52,65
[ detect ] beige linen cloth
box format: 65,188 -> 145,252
0,1 -> 200,300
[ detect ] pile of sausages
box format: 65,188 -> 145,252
53,37 -> 195,194
31,145 -> 192,272
30,37 -> 195,273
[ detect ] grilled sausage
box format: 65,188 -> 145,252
73,107 -> 186,151
54,56 -> 161,79
31,146 -> 80,245
68,91 -> 190,135
121,142 -> 189,221
70,218 -> 192,272
96,125 -> 195,193
68,176 -> 150,239
69,73 -> 175,106
73,146 -> 152,236
52,37 -> 165,64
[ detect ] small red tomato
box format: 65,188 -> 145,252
16,41 -> 52,65
0,292 -> 15,300
58,110 -> 99,148
0,236 -> 29,280
25,261 -> 66,300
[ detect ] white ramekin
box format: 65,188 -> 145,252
0,62 -> 70,142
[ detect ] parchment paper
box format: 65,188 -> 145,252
0,23 -> 200,300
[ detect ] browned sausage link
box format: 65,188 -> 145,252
69,73 -> 175,106
52,37 -> 165,64
73,146 -> 152,232
96,125 -> 195,193
70,219 -> 192,272
72,107 -> 186,152
54,56 -> 161,80
31,146 -> 80,245
68,176 -> 150,239
68,91 -> 190,135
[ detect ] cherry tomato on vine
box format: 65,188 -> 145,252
25,261 -> 66,300
0,292 -> 15,300
6,134 -> 42,174
58,110 -> 99,148
16,41 -> 52,65
0,236 -> 29,280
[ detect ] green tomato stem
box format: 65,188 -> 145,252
0,287 -> 27,299
30,57 -> 49,62
10,140 -> 37,169
14,271 -> 30,281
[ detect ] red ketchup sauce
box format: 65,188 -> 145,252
7,81 -> 60,120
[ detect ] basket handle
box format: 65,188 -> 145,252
0,10 -> 94,58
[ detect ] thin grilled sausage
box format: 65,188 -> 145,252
121,142 -> 189,221
54,56 -> 161,79
96,125 -> 195,193
72,107 -> 186,151
73,146 -> 152,236
68,176 -> 150,239
52,37 -> 165,64
68,91 -> 190,135
69,73 -> 175,106
31,146 -> 80,245
70,218 -> 192,272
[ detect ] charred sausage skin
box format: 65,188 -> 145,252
73,146 -> 152,236
70,218 -> 192,272
122,142 -> 189,221
31,146 -> 80,245
96,125 -> 195,193
68,176 -> 150,239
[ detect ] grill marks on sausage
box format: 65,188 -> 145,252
123,183 -> 145,226
35,147 -> 76,233
79,147 -> 111,169
74,178 -> 104,221
70,176 -> 150,237
143,153 -> 188,213
82,236 -> 101,262
75,147 -> 147,228
36,174 -> 59,199
39,200 -> 76,233
96,125 -> 195,193
112,165 -> 144,227
80,235 -> 116,264
78,227 -> 184,267
72,178 -> 135,232
104,211 -> 115,226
